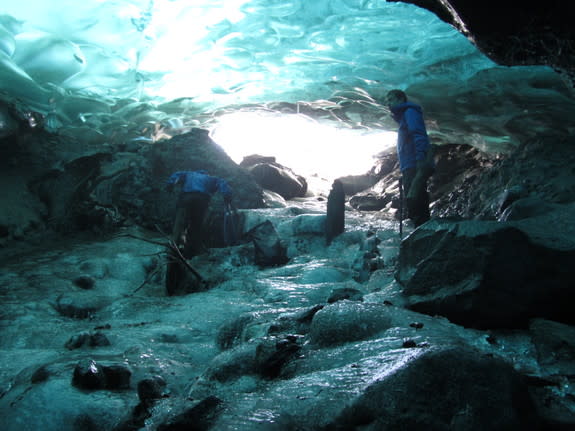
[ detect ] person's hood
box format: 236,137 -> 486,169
390,101 -> 422,123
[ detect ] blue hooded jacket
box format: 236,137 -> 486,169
167,171 -> 232,199
390,101 -> 431,171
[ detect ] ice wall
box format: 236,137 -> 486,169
0,1 -> 490,121
1,0 -> 572,150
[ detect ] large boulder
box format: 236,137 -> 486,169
431,138 -> 575,219
336,174 -> 378,196
148,129 -> 264,209
309,301 -> 392,346
327,346 -> 539,431
529,319 -> 575,376
349,192 -> 389,211
395,216 -> 575,329
528,319 -> 575,427
240,154 -> 307,200
245,220 -> 289,267
1,127 -> 265,245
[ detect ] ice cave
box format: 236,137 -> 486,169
1,0 -> 575,430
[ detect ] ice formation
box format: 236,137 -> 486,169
0,1 -> 491,128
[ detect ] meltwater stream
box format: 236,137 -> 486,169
0,198 -> 541,430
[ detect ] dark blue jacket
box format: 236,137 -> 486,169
167,171 -> 232,198
390,101 -> 431,171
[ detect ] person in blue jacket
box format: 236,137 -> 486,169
166,170 -> 232,256
386,89 -> 435,227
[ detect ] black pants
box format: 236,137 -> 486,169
172,192 -> 211,257
402,168 -> 430,227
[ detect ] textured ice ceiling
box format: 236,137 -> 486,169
1,0 -> 574,151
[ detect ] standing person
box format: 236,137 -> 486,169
385,89 -> 435,227
166,170 -> 232,257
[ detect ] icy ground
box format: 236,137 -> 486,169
0,196 -> 545,430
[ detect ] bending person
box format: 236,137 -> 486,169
166,170 -> 232,257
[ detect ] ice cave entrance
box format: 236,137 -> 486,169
212,111 -> 396,190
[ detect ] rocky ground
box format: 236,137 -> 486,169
1,129 -> 575,430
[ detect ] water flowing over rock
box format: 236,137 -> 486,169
2,1 -> 575,430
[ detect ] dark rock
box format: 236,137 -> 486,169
65,332 -> 92,350
29,152 -> 112,232
165,247 -> 207,296
157,396 -> 223,431
73,275 -> 96,289
54,295 -> 100,319
143,129 -> 264,239
396,219 -> 575,329
65,331 -> 110,349
530,319 -> 575,376
158,333 -> 179,343
336,174 -> 378,196
352,231 -> 383,282
368,146 -> 399,179
246,220 -> 289,267
499,196 -> 561,221
262,189 -> 287,208
247,162 -> 307,200
395,0 -> 575,88
352,144 -> 487,216
137,375 -> 167,405
421,143 -> 498,218
527,320 -> 575,429
432,138 -> 575,219
240,154 -> 307,200
402,339 -> 417,348
495,185 -> 527,217
486,334 -> 498,345
294,304 -> 324,324
528,383 -> 575,429
205,343 -> 258,382
327,346 -> 540,430
89,332 -> 111,347
72,360 -> 131,390
102,364 -> 131,390
327,287 -> 364,303
270,305 -> 325,335
30,365 -> 51,384
112,403 -> 151,431
239,154 -> 277,167
72,359 -> 106,390
0,103 -> 20,139
216,313 -> 255,351
349,193 -> 388,211
255,335 -> 302,379
73,413 -> 100,431
325,179 -> 345,245
207,331 -> 303,382
310,302 -> 392,346
347,147 -> 399,212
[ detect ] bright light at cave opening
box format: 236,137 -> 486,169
212,112 -> 396,192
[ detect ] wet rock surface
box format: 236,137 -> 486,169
2,117 -> 575,431
1,192 -> 574,429
396,216 -> 575,329
327,346 -> 539,431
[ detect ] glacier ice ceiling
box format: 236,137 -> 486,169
1,0 -> 574,152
